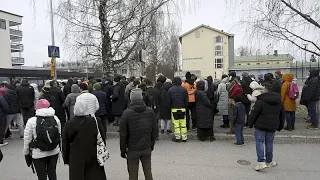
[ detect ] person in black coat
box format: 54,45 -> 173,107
63,79 -> 74,97
119,88 -> 157,180
92,83 -> 108,133
303,69 -> 320,129
3,85 -> 24,139
49,80 -> 66,130
155,75 -> 166,93
62,104 -> 107,180
195,80 -> 215,142
112,75 -> 126,126
240,72 -> 253,126
160,81 -> 173,134
0,94 -> 9,146
16,79 -> 35,125
103,78 -> 113,124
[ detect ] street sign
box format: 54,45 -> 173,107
48,45 -> 60,58
51,58 -> 55,77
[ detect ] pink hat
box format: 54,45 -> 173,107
35,99 -> 50,110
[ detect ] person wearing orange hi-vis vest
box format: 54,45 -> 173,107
168,77 -> 189,142
182,72 -> 197,131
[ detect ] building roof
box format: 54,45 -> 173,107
0,10 -> 23,18
179,24 -> 234,42
235,54 -> 294,62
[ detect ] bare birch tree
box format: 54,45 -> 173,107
230,0 -> 320,56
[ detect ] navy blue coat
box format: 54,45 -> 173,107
92,90 -> 107,116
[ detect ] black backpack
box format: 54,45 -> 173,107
30,116 -> 60,151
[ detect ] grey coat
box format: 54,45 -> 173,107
63,84 -> 81,120
217,77 -> 229,115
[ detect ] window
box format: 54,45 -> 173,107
247,63 -> 251,65
256,63 -> 260,65
276,62 -> 280,64
238,64 -> 241,66
0,19 -> 6,30
215,36 -> 223,43
266,62 -> 270,64
215,58 -> 223,69
215,45 -> 223,56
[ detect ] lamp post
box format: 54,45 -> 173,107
50,0 -> 57,80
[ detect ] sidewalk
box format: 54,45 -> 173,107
106,116 -> 320,143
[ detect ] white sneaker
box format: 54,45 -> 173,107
0,142 -> 9,147
255,162 -> 267,171
266,161 -> 278,168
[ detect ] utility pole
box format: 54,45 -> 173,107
50,0 -> 57,80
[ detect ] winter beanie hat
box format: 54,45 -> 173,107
35,99 -> 50,110
93,83 -> 101,90
130,88 -> 143,101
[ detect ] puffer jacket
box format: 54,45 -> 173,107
168,79 -> 188,109
119,100 -> 157,152
92,90 -> 107,116
281,73 -> 296,111
23,107 -> 61,159
0,97 -> 9,119
16,81 -> 35,108
3,89 -> 20,114
217,77 -> 229,115
195,81 -> 213,129
160,82 -> 173,120
248,92 -> 285,132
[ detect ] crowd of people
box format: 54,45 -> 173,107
0,69 -> 319,179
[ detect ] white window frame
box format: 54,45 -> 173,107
215,36 -> 223,43
0,19 -> 6,30
215,45 -> 223,56
215,58 -> 223,69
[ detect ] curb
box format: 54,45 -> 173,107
106,132 -> 320,144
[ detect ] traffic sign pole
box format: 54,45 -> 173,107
50,0 -> 57,80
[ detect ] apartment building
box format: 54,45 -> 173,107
179,24 -> 235,79
0,10 -> 24,68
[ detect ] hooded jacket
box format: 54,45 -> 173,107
16,81 -> 35,108
4,89 -> 20,114
247,81 -> 266,109
23,107 -> 61,159
63,84 -> 81,119
155,76 -> 166,92
302,69 -> 320,103
119,100 -> 157,152
217,77 -> 229,115
248,92 -> 285,132
92,89 -> 108,116
281,73 -> 296,111
195,81 -> 213,128
74,92 -> 99,117
168,78 -> 188,109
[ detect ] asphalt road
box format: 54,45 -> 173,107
1,138 -> 319,180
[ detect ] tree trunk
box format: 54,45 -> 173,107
99,0 -> 113,76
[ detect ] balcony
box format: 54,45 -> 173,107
10,29 -> 23,39
12,57 -> 25,65
11,44 -> 24,52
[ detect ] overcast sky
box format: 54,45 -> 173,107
2,0 -> 299,66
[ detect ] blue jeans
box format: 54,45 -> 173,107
255,129 -> 275,163
308,101 -> 318,126
235,124 -> 244,144
285,111 -> 295,129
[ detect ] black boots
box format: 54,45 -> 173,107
220,120 -> 230,128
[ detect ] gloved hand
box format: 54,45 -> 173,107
121,152 -> 127,159
25,155 -> 32,167
151,146 -> 154,151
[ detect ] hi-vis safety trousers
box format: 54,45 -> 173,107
171,108 -> 187,141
